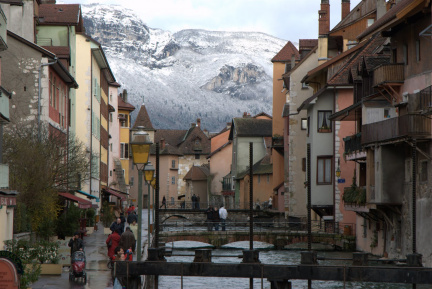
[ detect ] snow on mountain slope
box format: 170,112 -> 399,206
82,4 -> 288,132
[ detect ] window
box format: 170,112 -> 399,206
171,176 -> 175,185
392,48 -> 397,63
416,39 -> 421,62
171,197 -> 174,205
119,113 -> 128,127
301,118 -> 308,130
109,113 -> 113,123
284,63 -> 290,73
317,111 -> 332,133
110,143 -> 112,152
195,154 -> 200,160
317,156 -> 332,184
367,18 -> 374,27
307,117 -> 310,136
384,109 -> 390,118
53,77 -> 57,109
420,160 -> 428,182
302,82 -> 309,89
172,160 -> 176,168
110,170 -> 112,177
120,143 -> 129,159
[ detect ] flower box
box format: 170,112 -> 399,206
40,263 -> 62,275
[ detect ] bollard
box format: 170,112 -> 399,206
242,250 -> 260,263
193,249 -> 212,263
300,251 -> 317,265
352,252 -> 368,266
407,253 -> 423,267
147,247 -> 166,261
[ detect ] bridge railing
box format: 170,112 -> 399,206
160,220 -> 356,236
162,201 -> 262,210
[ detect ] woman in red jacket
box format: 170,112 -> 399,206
106,229 -> 121,260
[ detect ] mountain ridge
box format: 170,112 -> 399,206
81,4 -> 289,132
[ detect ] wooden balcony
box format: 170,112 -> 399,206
373,63 -> 404,86
361,114 -> 431,145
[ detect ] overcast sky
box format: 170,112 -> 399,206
59,0 -> 362,41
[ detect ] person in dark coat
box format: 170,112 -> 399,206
110,217 -> 123,235
160,196 -> 167,209
213,207 -> 221,231
68,231 -> 84,257
119,213 -> 126,232
106,229 -> 122,260
205,206 -> 214,231
119,227 -> 136,260
127,211 -> 138,225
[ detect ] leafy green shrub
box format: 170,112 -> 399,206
21,263 -> 41,288
342,169 -> 366,205
86,208 -> 96,226
101,201 -> 115,227
55,205 -> 81,238
13,202 -> 31,234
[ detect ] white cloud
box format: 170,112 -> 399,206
59,0 -> 362,40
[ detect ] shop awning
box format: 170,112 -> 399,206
102,189 -> 126,201
58,192 -> 92,209
76,190 -> 100,202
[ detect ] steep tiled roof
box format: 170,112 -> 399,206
152,127 -> 211,156
271,41 -> 299,63
253,112 -> 272,119
328,34 -> 388,85
357,0 -> 416,40
237,154 -> 272,179
39,4 -> 81,25
230,118 -> 272,138
183,165 -> 210,181
299,39 -> 318,49
132,105 -> 154,130
118,95 -> 135,111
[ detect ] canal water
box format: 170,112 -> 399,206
144,210 -> 429,289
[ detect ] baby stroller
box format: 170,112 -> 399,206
69,250 -> 87,284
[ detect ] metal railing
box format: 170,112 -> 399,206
160,201 -> 260,210
159,219 -> 356,236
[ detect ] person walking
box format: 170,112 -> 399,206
205,206 -> 214,231
68,231 -> 84,258
219,205 -> 228,231
127,211 -> 138,226
213,206 -> 220,231
268,196 -> 273,209
119,227 -> 136,261
110,217 -> 123,235
160,196 -> 167,209
129,219 -> 138,237
106,229 -> 121,260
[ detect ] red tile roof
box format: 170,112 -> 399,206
357,0 -> 416,40
299,39 -> 318,49
42,46 -> 70,58
118,95 -> 135,111
271,41 -> 299,62
39,4 -> 81,25
183,165 -> 210,181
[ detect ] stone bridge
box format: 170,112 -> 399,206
159,230 -> 355,250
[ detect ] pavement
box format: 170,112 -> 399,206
31,222 -> 142,289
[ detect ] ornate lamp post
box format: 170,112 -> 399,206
144,162 -> 155,249
130,126 -> 152,261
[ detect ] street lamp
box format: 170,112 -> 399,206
130,126 -> 152,261
144,162 -> 155,249
336,158 -> 341,179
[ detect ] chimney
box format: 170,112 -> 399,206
341,0 -> 350,21
191,122 -> 196,128
243,112 -> 248,118
291,54 -> 296,69
161,138 -> 166,149
123,89 -> 128,102
203,129 -> 209,137
197,118 -> 201,128
377,0 -> 387,20
226,122 -> 231,129
318,0 -> 330,36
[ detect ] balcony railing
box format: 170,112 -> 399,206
343,133 -> 362,154
373,63 -> 404,86
362,114 -> 431,144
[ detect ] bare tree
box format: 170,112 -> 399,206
3,120 -> 90,234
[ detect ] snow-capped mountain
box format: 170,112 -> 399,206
81,4 -> 288,132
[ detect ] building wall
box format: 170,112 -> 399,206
286,51 -> 317,217
1,1 -> 34,42
0,206 -> 14,249
307,91 -> 334,206
36,25 -> 68,46
210,129 -> 230,153
119,108 -> 131,189
335,88 -> 356,225
239,173 -> 273,209
178,154 -> 207,198
209,144 -> 232,194
108,85 -> 119,188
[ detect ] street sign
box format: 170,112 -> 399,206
337,179 -> 345,183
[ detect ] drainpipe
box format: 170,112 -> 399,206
38,57 -> 58,141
